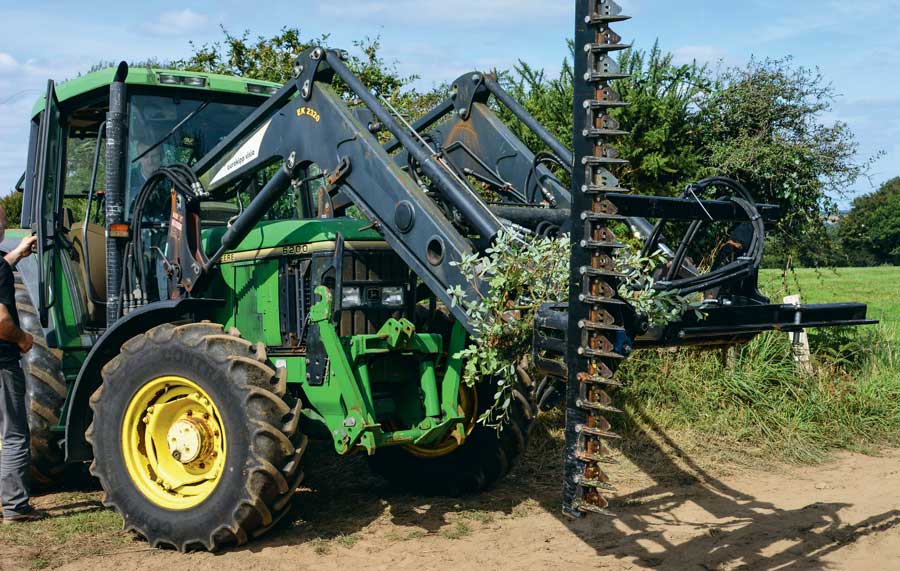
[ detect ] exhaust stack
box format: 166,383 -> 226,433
105,61 -> 129,326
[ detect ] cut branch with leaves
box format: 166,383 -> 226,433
449,230 -> 697,427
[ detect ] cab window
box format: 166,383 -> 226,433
125,94 -> 259,220
63,123 -> 106,228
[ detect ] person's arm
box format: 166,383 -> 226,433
4,235 -> 37,268
0,304 -> 32,353
0,235 -> 37,354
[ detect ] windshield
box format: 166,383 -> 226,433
125,94 -> 257,218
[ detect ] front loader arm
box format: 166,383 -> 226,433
190,48 -> 509,332
388,73 -> 572,210
386,71 -> 683,245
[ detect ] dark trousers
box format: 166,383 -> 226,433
0,365 -> 31,517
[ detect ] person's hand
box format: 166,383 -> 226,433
18,332 -> 33,354
13,235 -> 38,260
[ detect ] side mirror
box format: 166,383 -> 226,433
15,171 -> 25,193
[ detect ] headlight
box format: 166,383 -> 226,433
341,287 -> 362,308
381,286 -> 405,308
183,75 -> 208,87
157,73 -> 182,85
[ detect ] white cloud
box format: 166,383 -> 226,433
0,55 -> 96,194
757,0 -> 898,42
0,97 -> 36,196
141,9 -> 209,37
0,53 -> 18,75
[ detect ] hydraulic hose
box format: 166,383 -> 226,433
123,164 -> 202,312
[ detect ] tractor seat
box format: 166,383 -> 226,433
69,221 -> 107,325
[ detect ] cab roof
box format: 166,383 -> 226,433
31,66 -> 282,119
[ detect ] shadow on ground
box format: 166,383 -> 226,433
236,404 -> 900,570
561,407 -> 900,570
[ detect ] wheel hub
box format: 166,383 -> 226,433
167,417 -> 213,464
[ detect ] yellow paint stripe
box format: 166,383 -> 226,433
219,240 -> 391,264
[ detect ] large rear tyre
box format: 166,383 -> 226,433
87,322 -> 307,551
13,276 -> 68,486
368,370 -> 534,495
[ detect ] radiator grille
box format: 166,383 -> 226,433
277,248 -> 412,351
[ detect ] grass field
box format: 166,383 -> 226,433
760,266 -> 900,331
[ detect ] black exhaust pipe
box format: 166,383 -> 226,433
105,62 -> 128,326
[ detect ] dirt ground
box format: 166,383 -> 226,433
3,421 -> 900,571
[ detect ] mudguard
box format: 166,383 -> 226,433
64,298 -> 222,462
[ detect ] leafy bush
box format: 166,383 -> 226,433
838,177 -> 900,266
449,231 -> 570,427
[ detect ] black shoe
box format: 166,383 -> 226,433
3,509 -> 47,524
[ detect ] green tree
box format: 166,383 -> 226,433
612,43 -> 712,197
173,27 -> 421,102
496,47 -> 872,265
698,57 -> 874,251
0,191 -> 23,228
839,178 -> 900,265
172,26 -> 452,141
496,42 -> 712,197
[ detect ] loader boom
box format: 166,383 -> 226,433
182,48 -> 508,331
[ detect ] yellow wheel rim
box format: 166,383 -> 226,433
405,385 -> 478,459
121,376 -> 227,510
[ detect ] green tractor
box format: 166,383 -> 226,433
11,0 -> 873,552
13,63 -> 537,550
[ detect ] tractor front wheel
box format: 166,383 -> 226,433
87,322 -> 306,551
368,372 -> 534,495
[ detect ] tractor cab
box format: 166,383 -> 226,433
21,68 -> 280,345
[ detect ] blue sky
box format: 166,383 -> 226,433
2,0 -> 899,207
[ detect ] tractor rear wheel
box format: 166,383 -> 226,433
87,322 -> 307,551
13,276 -> 68,486
368,371 -> 534,495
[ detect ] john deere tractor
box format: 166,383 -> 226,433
10,0 -> 873,551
